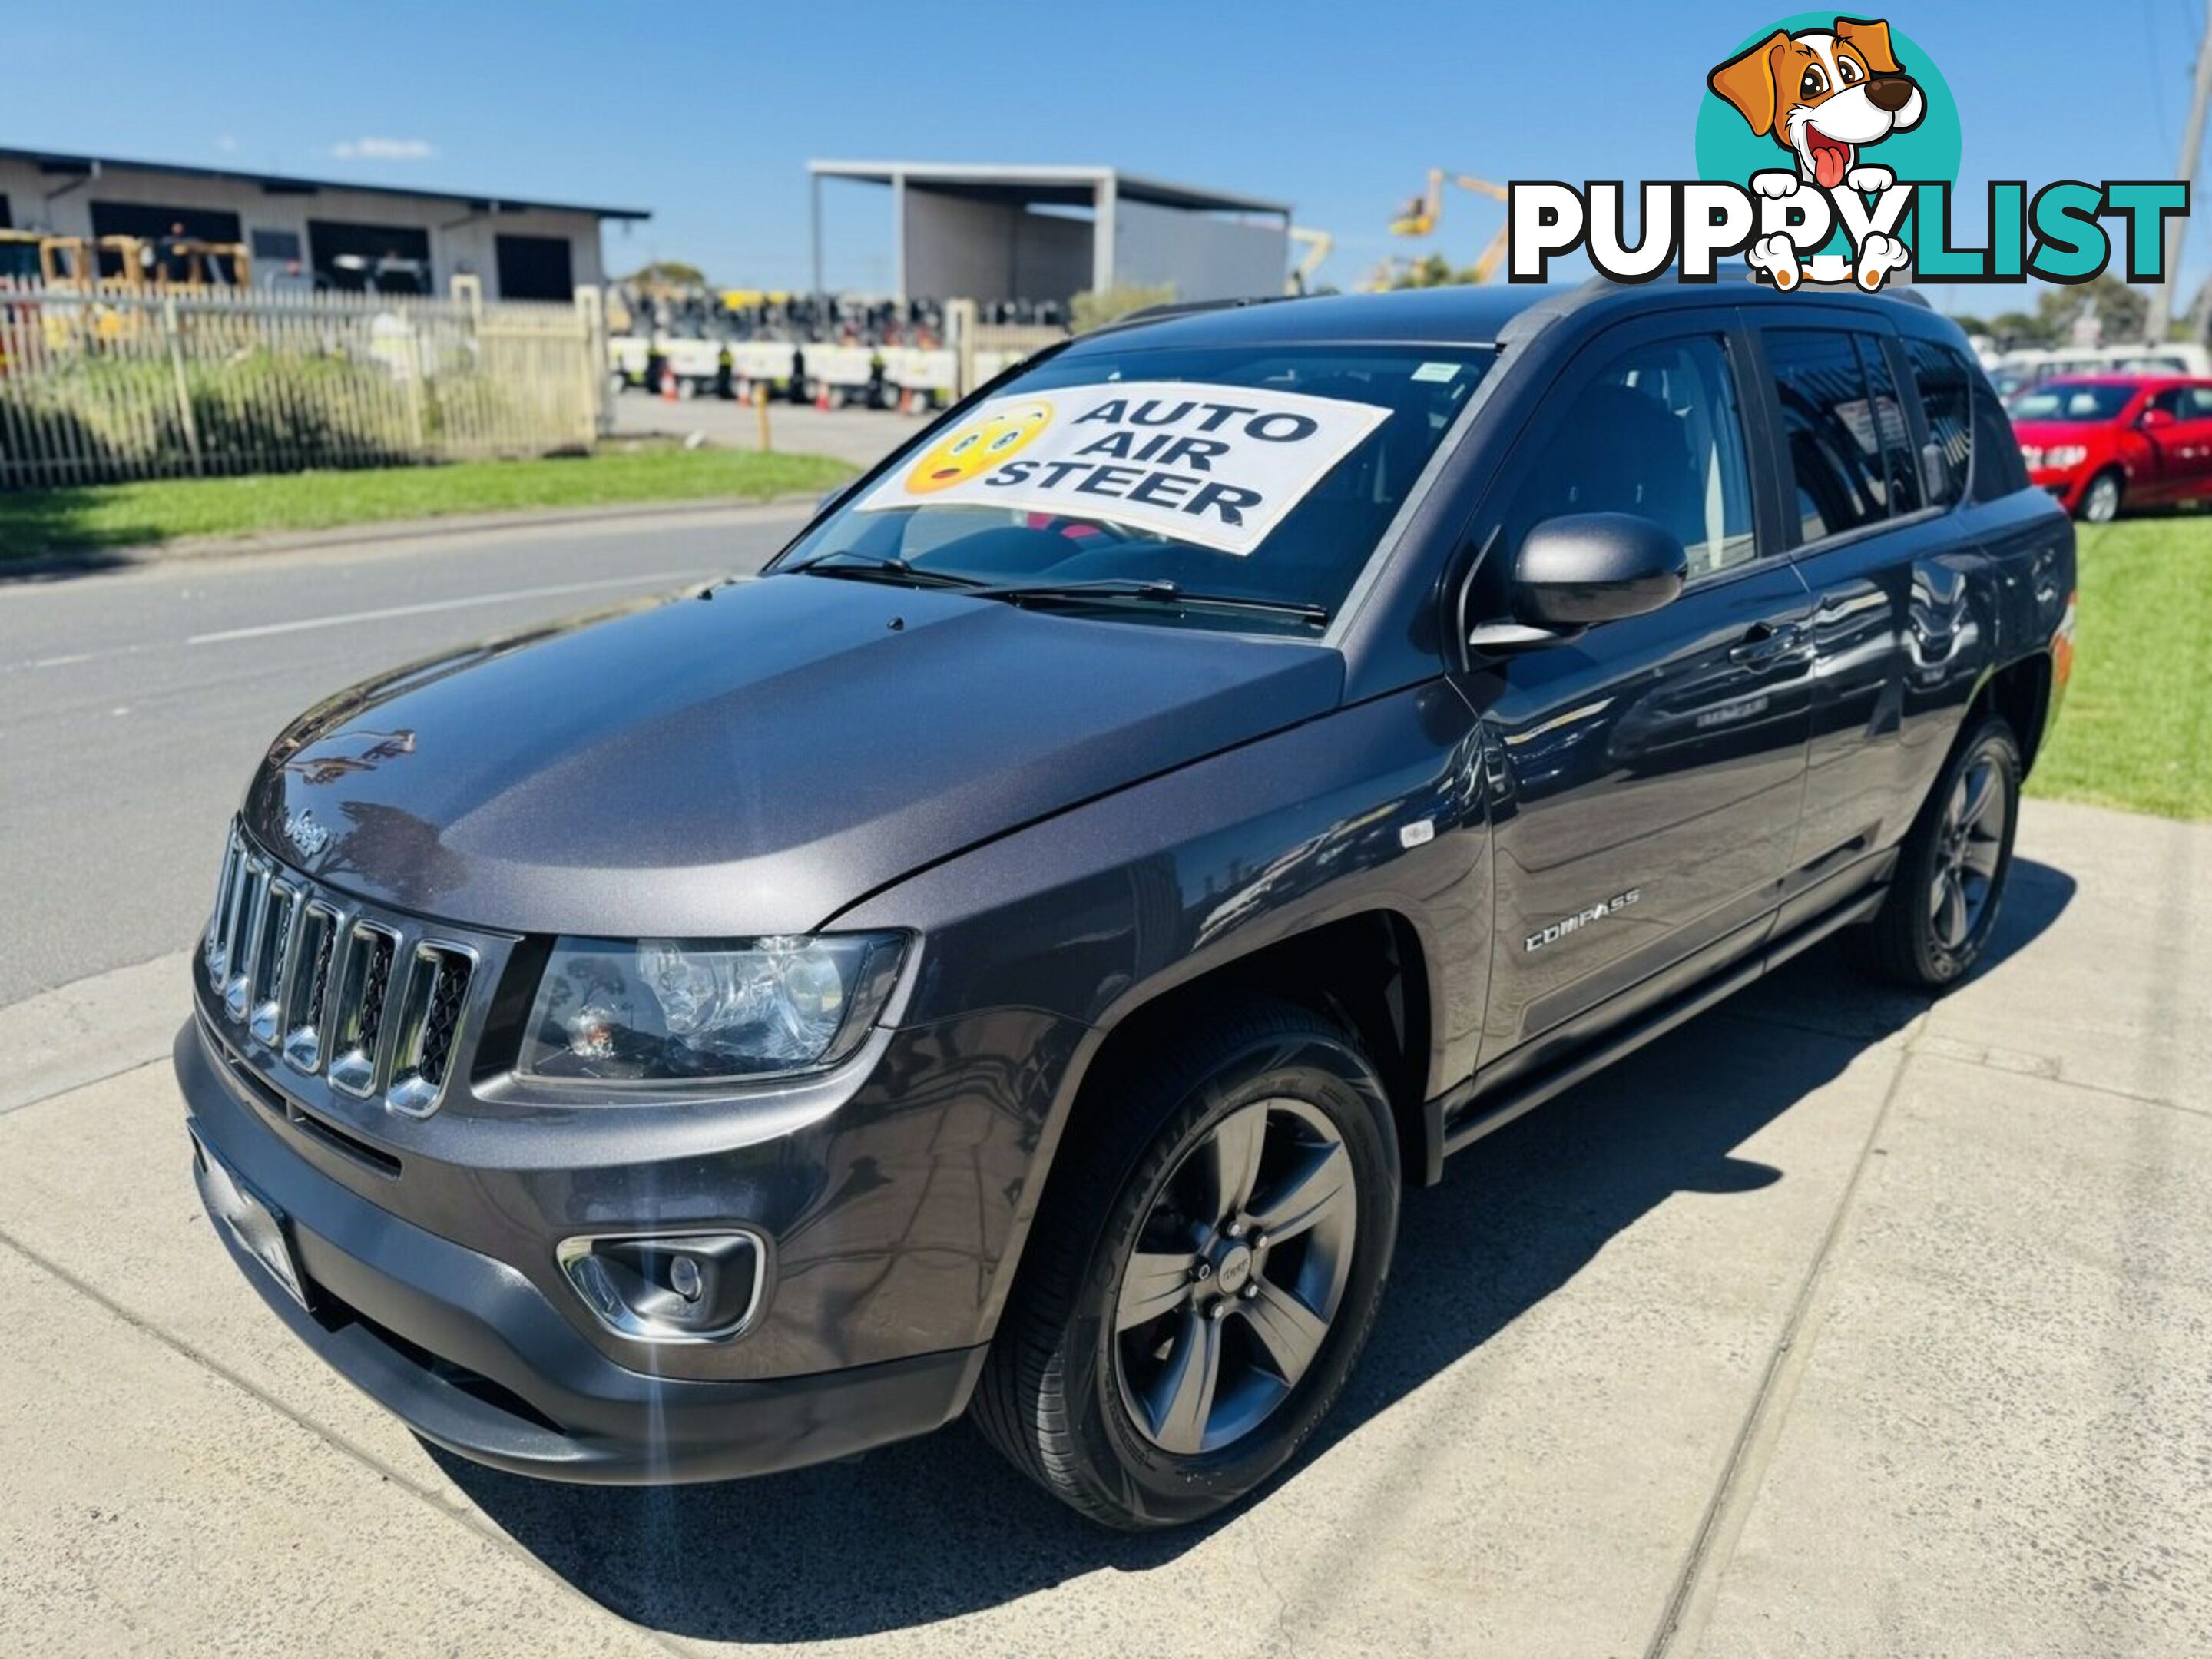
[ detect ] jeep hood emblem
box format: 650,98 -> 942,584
283,809 -> 332,858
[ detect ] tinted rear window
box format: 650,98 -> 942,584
1765,329 -> 1888,542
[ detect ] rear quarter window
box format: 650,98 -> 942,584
1903,339 -> 1972,508
1969,371 -> 2032,504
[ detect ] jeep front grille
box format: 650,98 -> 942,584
202,823 -> 477,1117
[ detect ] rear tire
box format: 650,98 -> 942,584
1847,715 -> 2021,990
971,995 -> 1399,1529
2078,468 -> 2124,524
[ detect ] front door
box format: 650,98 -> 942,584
2134,386 -> 2195,503
1452,314 -> 1815,1078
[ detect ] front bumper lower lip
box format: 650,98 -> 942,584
177,1020 -> 983,1485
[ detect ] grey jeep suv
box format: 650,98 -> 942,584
178,279 -> 2073,1528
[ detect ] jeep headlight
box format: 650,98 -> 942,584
521,934 -> 906,1084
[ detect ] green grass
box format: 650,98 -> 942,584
2028,512 -> 2212,820
0,443 -> 854,559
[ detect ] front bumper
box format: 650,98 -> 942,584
2026,465 -> 2086,508
177,1020 -> 985,1483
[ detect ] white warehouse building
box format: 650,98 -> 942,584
808,161 -> 1291,307
0,146 -> 647,300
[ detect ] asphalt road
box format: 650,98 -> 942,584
0,505 -> 809,1008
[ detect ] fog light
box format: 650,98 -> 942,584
555,1230 -> 765,1344
671,1253 -> 703,1302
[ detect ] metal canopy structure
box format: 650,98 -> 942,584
806,161 -> 1293,307
0,145 -> 649,222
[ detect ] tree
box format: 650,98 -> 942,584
2034,272 -> 2147,346
1983,310 -> 2054,350
1390,253 -> 1483,289
1070,283 -> 1176,333
624,260 -> 707,290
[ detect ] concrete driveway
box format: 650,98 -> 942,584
0,798 -> 2205,1657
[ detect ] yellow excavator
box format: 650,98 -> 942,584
0,231 -> 129,290
2,233 -> 250,292
1389,168 -> 1512,285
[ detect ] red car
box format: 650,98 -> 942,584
2009,374 -> 2212,522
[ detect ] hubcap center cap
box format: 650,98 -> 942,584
1211,1240 -> 1255,1296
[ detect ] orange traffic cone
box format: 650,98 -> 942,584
661,365 -> 678,402
815,383 -> 832,412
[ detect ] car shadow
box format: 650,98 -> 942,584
436,857 -> 2075,1644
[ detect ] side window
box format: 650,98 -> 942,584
1855,336 -> 1920,515
1502,333 -> 1758,581
1905,338 -> 1971,508
2186,387 -> 2212,418
1765,329 -> 1886,542
2147,387 -> 2188,418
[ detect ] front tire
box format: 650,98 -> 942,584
972,996 -> 1399,1528
2078,468 -> 2124,523
1849,715 -> 2022,989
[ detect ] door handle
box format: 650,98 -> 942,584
1728,621 -> 1805,665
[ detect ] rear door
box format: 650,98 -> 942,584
1452,310 -> 1815,1073
1750,320 -> 1957,889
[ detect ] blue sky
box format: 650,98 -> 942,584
7,0 -> 2206,313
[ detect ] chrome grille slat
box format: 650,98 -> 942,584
222,858 -> 272,1023
281,900 -> 341,1075
326,920 -> 401,1098
248,883 -> 300,1046
386,942 -> 476,1118
203,830 -> 244,990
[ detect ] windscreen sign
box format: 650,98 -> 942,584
852,382 -> 1391,555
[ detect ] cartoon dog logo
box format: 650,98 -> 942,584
903,399 -> 1054,495
1708,16 -> 1924,290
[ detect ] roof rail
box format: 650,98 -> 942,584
1106,293 -> 1301,329
1574,265 -> 1933,306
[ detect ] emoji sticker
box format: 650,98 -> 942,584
903,400 -> 1054,494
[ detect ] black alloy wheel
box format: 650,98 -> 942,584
972,996 -> 1399,1529
1849,715 -> 2022,989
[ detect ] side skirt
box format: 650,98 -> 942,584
1416,879 -> 1891,1183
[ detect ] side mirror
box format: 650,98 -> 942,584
2140,406 -> 2176,429
1472,513 -> 1687,648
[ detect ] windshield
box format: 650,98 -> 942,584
2008,382 -> 2133,422
773,342 -> 1493,634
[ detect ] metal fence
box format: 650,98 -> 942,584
0,283 -> 604,490
945,299 -> 1068,399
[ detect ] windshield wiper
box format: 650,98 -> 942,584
787,551 -> 990,591
971,578 -> 1329,628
